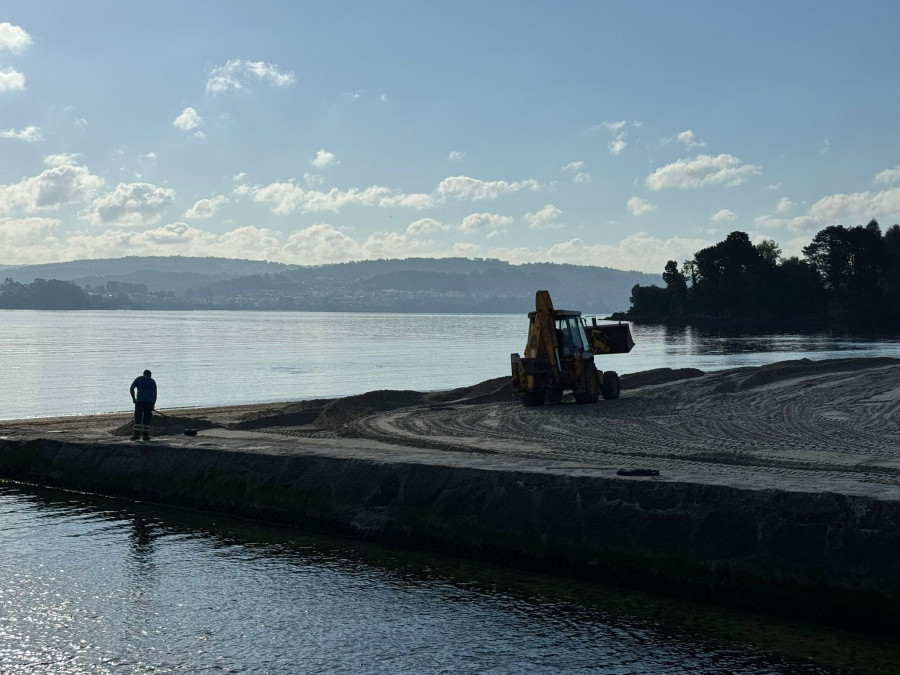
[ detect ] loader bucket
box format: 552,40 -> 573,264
588,322 -> 634,354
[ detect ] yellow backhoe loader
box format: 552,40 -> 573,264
510,290 -> 634,406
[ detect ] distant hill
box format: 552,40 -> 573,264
1,256 -> 659,314
3,256 -> 290,291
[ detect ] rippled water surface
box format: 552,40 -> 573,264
1,484 -> 896,674
3,310 -> 900,420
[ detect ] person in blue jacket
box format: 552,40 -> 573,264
129,369 -> 157,441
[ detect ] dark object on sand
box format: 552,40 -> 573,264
616,468 -> 659,477
183,428 -> 197,436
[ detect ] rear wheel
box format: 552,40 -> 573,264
522,390 -> 546,406
600,371 -> 620,400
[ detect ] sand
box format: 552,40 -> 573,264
4,356 -> 900,500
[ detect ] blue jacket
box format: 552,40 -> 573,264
131,375 -> 157,404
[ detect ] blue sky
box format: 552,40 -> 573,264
1,1 -> 899,273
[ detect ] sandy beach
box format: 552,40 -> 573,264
5,356 -> 900,500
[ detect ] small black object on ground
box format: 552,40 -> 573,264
183,428 -> 197,436
616,468 -> 660,477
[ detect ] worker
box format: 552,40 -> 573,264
129,369 -> 157,441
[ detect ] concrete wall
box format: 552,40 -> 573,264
2,436 -> 899,635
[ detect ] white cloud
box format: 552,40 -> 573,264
487,231 -> 711,274
645,154 -> 762,190
562,161 -> 591,183
712,208 -> 737,222
875,165 -> 900,185
0,217 -> 61,257
282,223 -> 362,262
241,181 -> 434,214
185,195 -> 228,219
173,107 -> 204,132
44,153 -> 81,167
0,67 -> 26,92
1,125 -> 42,142
676,130 -> 705,150
808,186 -> 900,225
1,214 -> 720,272
524,204 -> 563,229
437,175 -> 539,201
245,61 -> 295,87
0,23 -> 31,53
406,217 -> 448,235
754,185 -> 900,234
775,197 -> 793,214
448,150 -> 465,161
609,134 -> 627,156
594,121 -> 626,133
820,139 -> 831,155
0,165 -> 105,215
87,182 -> 176,227
460,212 -> 514,233
311,149 -> 338,168
206,59 -> 296,94
627,197 -> 657,217
592,120 -> 636,156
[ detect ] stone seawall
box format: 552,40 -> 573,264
1,436 -> 899,635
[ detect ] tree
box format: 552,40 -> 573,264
690,231 -> 765,316
802,221 -> 886,318
662,259 -> 687,316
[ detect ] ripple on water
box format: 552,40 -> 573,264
0,484 -> 897,674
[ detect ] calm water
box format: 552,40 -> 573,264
3,310 -> 900,420
2,482 -> 897,674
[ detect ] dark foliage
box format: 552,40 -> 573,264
627,220 -> 900,326
0,278 -> 92,310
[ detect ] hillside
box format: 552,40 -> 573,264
1,256 -> 658,314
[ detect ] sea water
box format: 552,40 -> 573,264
1,483 -> 896,674
3,310 -> 900,420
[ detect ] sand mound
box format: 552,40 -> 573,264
619,367 -> 704,389
315,390 -> 426,429
424,376 -> 513,405
228,398 -> 333,430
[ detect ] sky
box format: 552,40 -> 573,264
1,1 -> 899,274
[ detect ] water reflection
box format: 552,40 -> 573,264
1,483 -> 898,674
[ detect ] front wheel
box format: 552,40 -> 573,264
600,371 -> 620,400
574,368 -> 600,404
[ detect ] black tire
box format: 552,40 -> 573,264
522,390 -> 546,407
574,368 -> 600,404
600,371 -> 620,400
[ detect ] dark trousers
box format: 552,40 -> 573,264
134,402 -> 154,427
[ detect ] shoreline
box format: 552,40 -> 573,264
3,357 -> 900,635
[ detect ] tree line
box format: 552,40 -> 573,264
626,219 -> 900,325
0,278 -> 157,309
